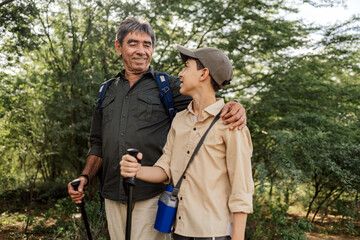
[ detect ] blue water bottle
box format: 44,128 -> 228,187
154,185 -> 178,233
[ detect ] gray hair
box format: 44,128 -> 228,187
116,17 -> 156,48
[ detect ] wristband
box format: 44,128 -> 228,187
80,174 -> 90,187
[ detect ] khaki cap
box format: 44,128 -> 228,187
177,45 -> 233,88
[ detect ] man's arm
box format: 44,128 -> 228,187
170,76 -> 247,129
68,104 -> 103,204
221,101 -> 246,130
68,155 -> 103,204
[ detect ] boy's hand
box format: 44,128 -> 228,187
120,152 -> 142,178
221,101 -> 247,130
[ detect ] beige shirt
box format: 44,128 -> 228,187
154,99 -> 254,237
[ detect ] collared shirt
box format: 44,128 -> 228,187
155,99 -> 254,237
88,67 -> 191,202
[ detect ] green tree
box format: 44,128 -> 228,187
246,16 -> 360,222
1,0 -> 359,237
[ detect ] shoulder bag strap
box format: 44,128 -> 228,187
171,110 -> 222,198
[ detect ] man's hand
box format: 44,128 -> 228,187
120,152 -> 143,178
67,176 -> 88,204
221,101 -> 247,130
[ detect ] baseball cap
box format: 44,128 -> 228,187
177,45 -> 233,88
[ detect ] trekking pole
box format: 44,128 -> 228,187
125,148 -> 141,240
71,179 -> 93,240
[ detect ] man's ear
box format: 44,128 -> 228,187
115,40 -> 122,56
151,43 -> 155,54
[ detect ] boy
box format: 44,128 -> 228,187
120,46 -> 254,240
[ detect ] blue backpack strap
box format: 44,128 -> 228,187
155,72 -> 177,120
97,78 -> 116,118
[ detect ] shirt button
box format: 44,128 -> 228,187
125,96 -> 128,99
193,128 -> 196,131
178,216 -> 181,220
120,133 -> 124,136
180,197 -> 183,200
187,151 -> 190,154
183,175 -> 186,179
123,114 -> 126,117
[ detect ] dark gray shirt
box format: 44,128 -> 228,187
88,67 -> 191,202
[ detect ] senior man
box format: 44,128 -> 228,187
68,17 -> 247,240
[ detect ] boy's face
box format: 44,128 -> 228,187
178,59 -> 203,96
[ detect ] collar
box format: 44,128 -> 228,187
187,98 -> 225,117
116,66 -> 156,80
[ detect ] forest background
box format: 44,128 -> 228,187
0,0 -> 359,239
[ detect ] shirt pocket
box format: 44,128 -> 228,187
101,95 -> 116,124
137,94 -> 162,121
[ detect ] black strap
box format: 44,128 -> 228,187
155,72 -> 177,120
171,110 -> 222,198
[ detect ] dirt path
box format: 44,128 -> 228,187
307,233 -> 360,240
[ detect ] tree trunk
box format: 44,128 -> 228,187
306,175 -> 320,218
311,187 -> 337,222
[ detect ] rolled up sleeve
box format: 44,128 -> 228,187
154,124 -> 176,184
87,106 -> 103,157
225,127 -> 254,213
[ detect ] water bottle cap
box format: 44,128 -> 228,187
165,185 -> 174,192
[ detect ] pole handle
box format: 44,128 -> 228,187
125,148 -> 141,186
71,179 -> 84,205
71,179 -> 81,191
71,180 -> 92,240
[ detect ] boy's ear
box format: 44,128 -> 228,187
200,68 -> 211,81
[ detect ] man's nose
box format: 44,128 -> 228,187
135,45 -> 146,55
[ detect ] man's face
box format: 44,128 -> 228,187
178,59 -> 203,96
115,31 -> 154,74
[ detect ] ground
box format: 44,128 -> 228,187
307,233 -> 360,240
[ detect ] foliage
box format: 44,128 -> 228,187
0,195 -> 108,239
0,0 -> 40,66
247,196 -> 313,239
0,0 -> 359,238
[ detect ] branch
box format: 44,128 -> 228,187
197,0 -> 235,47
156,21 -> 179,70
69,1 -> 96,70
0,0 -> 15,7
311,186 -> 338,222
38,3 -> 63,73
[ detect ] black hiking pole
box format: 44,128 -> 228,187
125,148 -> 141,240
71,179 -> 93,240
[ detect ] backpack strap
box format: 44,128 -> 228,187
155,72 -> 177,120
96,78 -> 117,118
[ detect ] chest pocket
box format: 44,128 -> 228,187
137,94 -> 162,120
101,95 -> 115,124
